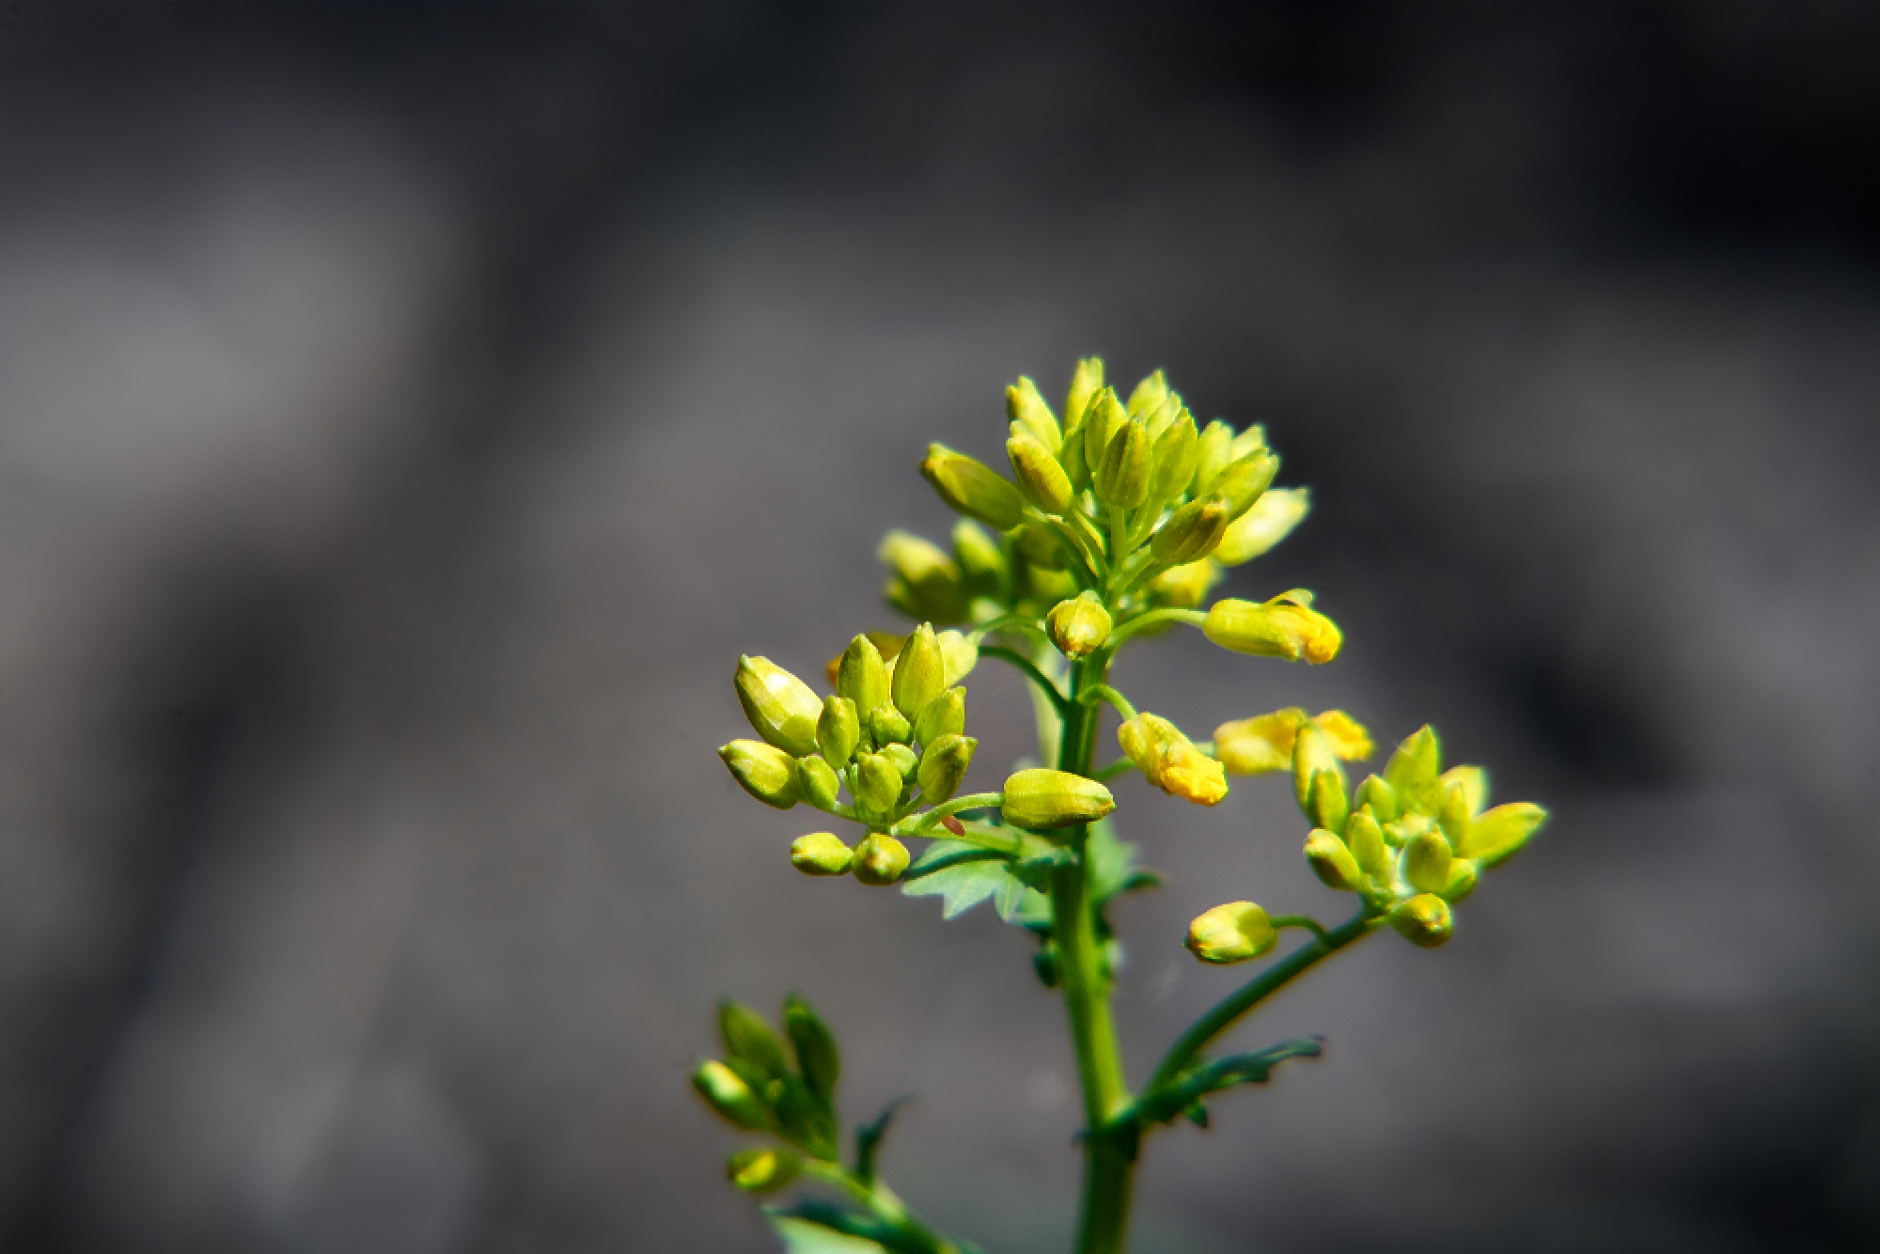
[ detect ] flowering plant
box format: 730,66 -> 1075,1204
699,360 -> 1548,1253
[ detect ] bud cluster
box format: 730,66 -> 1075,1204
692,995 -> 844,1189
719,623 -> 983,887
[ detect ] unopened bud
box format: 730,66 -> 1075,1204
867,702 -> 911,745
913,686 -> 966,746
1150,497 -> 1229,566
1384,725 -> 1444,816
817,696 -> 860,767
853,752 -> 904,815
1456,801 -> 1547,868
1008,433 -> 1075,513
852,832 -> 910,886
1127,368 -> 1169,417
1192,419 -> 1235,495
891,622 -> 945,724
882,742 -> 918,781
727,1146 -> 801,1193
937,629 -> 978,686
1006,376 -> 1062,452
1230,425 -> 1268,460
1292,722 -> 1347,812
880,529 -> 969,625
1440,857 -> 1479,904
1000,768 -> 1116,830
783,993 -> 840,1100
1184,901 -> 1277,964
735,656 -> 822,757
720,1000 -> 790,1077
1210,449 -> 1279,521
1388,894 -> 1454,948
1214,487 -> 1310,565
1304,829 -> 1363,891
1304,770 -> 1349,834
1047,592 -> 1113,659
916,732 -> 977,803
1440,765 -> 1488,817
838,636 -> 891,726
790,832 -> 854,876
1402,830 -> 1455,894
1213,708 -> 1306,775
1081,388 -> 1129,472
1202,593 -> 1342,664
921,444 -> 1026,531
796,755 -> 841,811
1147,559 -> 1220,609
692,1060 -> 769,1131
720,740 -> 800,809
1344,809 -> 1392,881
1094,418 -> 1152,510
1147,410 -> 1200,502
1354,773 -> 1398,822
1063,357 -> 1105,435
952,519 -> 1008,597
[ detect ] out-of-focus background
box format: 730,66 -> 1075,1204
2,5 -> 1878,1252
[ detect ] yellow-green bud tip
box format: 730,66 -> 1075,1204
692,1060 -> 769,1131
1185,901 -> 1277,964
790,832 -> 854,877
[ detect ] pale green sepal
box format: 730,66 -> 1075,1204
1006,375 -> 1062,452
853,752 -> 903,815
837,636 -> 891,724
1082,388 -> 1129,471
913,686 -> 966,746
921,443 -> 1026,531
1345,809 -> 1392,881
1063,357 -> 1105,433
1457,801 -> 1547,867
1440,857 -> 1479,903
817,696 -> 860,767
1403,830 -> 1455,894
937,629 -> 977,686
1304,828 -> 1362,891
1127,368 -> 1169,417
1147,410 -> 1200,502
1384,725 -> 1444,815
891,623 -> 945,723
1353,773 -> 1398,822
1094,418 -> 1152,511
1209,449 -> 1279,521
881,742 -> 918,781
867,702 -> 910,745
1193,419 -> 1235,495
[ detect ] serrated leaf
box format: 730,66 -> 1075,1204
902,842 -> 1019,920
768,1214 -> 890,1254
1086,816 -> 1159,906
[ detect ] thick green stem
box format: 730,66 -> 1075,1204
1054,658 -> 1136,1254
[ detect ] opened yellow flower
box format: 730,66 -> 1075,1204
1118,713 -> 1228,805
1214,708 -> 1374,775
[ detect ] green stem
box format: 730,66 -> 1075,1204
895,792 -> 1005,836
980,645 -> 1070,719
1054,657 -> 1136,1254
799,1160 -> 959,1254
1147,908 -> 1378,1094
1097,607 -> 1207,657
1078,683 -> 1138,722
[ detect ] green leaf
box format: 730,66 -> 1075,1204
901,839 -> 1045,922
1086,817 -> 1160,907
854,1096 -> 912,1185
769,1214 -> 890,1254
1132,1036 -> 1326,1126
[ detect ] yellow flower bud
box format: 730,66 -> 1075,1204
1304,770 -> 1349,834
837,635 -> 891,725
1229,425 -> 1268,460
1440,765 -> 1488,815
817,696 -> 860,767
1185,901 -> 1278,964
936,629 -> 977,686
1209,449 -> 1279,521
1147,558 -> 1221,609
1192,419 -> 1235,496
795,755 -> 841,811
1081,388 -> 1129,472
1127,368 -> 1169,417
853,751 -> 904,816
692,1060 -> 769,1131
1147,410 -> 1200,502
882,742 -> 918,780
1000,768 -> 1116,830
1094,418 -> 1152,510
921,443 -> 1026,531
880,529 -> 969,625
1292,721 -> 1346,810
1047,592 -> 1113,659
867,702 -> 911,745
727,1146 -> 801,1193
1117,714 -> 1228,806
790,832 -> 854,876
891,622 -> 945,724
719,740 -> 800,809
1006,376 -> 1061,452
916,732 -> 977,803
852,832 -> 911,886
1304,828 -> 1363,891
1213,708 -> 1306,774
913,686 -> 966,746
1439,857 -> 1479,903
1063,357 -> 1105,435
1008,432 -> 1074,513
1344,809 -> 1392,881
1384,725 -> 1444,815
1388,893 -> 1454,948
735,655 -> 823,757
1202,592 -> 1342,663
1214,487 -> 1310,565
1150,497 -> 1229,566
1402,830 -> 1455,894
1354,773 -> 1397,822
1456,801 -> 1547,868
952,519 -> 1008,597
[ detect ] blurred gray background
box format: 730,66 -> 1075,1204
3,4 -> 1878,1252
